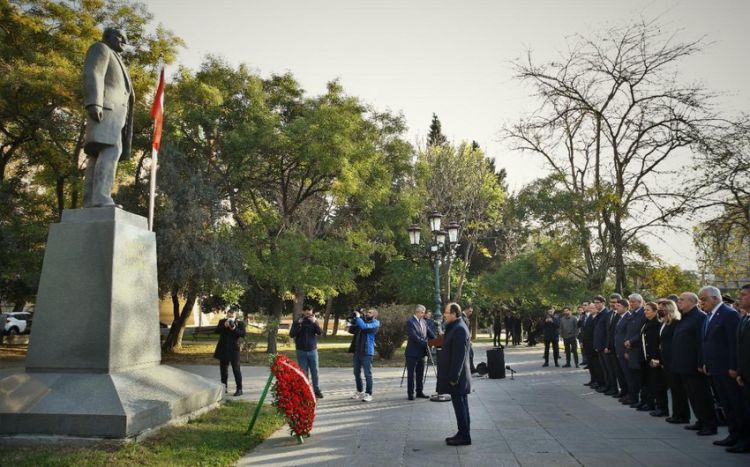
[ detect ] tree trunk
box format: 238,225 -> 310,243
322,297 -> 333,336
162,292 -> 197,353
332,315 -> 339,336
292,289 -> 304,320
613,217 -> 627,294
55,176 -> 66,221
266,295 -> 283,354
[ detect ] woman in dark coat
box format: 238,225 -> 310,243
658,299 -> 690,423
437,302 -> 472,446
641,302 -> 663,414
213,310 -> 247,396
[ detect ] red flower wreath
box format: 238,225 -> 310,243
270,354 -> 317,439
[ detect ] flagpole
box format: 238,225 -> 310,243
148,145 -> 158,231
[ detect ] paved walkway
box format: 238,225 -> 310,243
213,344 -> 748,467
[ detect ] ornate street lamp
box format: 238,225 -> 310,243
447,221 -> 460,244
428,211 -> 442,233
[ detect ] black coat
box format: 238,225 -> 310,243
289,316 -> 322,351
738,314 -> 750,400
213,319 -> 247,360
671,307 -> 706,375
625,308 -> 646,369
436,318 -> 471,395
593,310 -> 610,351
641,318 -> 661,363
541,315 -> 560,340
606,312 -> 620,352
614,312 -> 631,357
660,321 -> 677,372
582,314 -> 596,351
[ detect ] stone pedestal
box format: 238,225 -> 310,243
0,208 -> 222,439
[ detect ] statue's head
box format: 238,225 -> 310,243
102,27 -> 128,53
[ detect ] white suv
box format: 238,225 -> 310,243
3,312 -> 33,335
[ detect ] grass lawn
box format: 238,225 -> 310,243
0,401 -> 283,467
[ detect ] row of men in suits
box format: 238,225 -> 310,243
579,286 -> 750,454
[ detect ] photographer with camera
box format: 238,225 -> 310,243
290,304 -> 324,399
213,309 -> 246,396
348,308 -> 380,402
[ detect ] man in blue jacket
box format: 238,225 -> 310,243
349,308 -> 380,402
674,292 -> 717,436
613,299 -> 632,401
405,304 -> 436,400
289,304 -> 324,399
699,286 -> 744,447
438,302 -> 472,446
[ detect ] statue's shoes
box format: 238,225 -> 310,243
92,202 -> 123,209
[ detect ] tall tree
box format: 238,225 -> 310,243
505,19 -> 719,292
427,113 -> 448,147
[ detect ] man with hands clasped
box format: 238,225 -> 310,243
438,302 -> 472,446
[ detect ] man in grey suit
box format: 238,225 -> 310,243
82,27 -> 134,208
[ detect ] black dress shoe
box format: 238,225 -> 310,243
542,363 -> 549,367
562,364 -> 571,368
726,442 -> 750,453
637,405 -> 655,412
713,435 -> 738,446
604,389 -> 618,396
554,362 -> 560,367
596,387 -> 607,393
233,389 -> 243,397
665,417 -> 689,424
629,402 -> 641,408
684,423 -> 702,431
584,381 -> 593,386
697,427 -> 717,436
408,395 -> 415,401
649,410 -> 668,417
315,391 -> 324,399
445,433 -> 459,442
416,393 -> 430,399
446,437 -> 472,446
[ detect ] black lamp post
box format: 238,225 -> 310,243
408,212 -> 461,329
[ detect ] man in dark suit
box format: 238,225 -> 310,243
699,286 -> 744,447
493,312 -> 503,347
593,296 -> 612,392
674,292 -> 717,436
438,302 -> 472,446
542,308 -> 560,367
603,294 -> 623,396
504,314 -> 512,346
731,284 -> 750,453
213,310 -> 247,396
582,303 -> 601,387
405,304 -> 436,400
613,299 -> 632,401
624,294 -> 646,408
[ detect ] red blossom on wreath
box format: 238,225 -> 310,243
270,354 -> 317,438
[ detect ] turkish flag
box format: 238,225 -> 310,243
150,67 -> 165,151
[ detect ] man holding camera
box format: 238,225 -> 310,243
213,310 -> 246,396
290,304 -> 324,399
349,308 -> 380,402
438,302 -> 472,446
405,304 -> 436,400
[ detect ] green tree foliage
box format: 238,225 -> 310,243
154,146 -> 243,352
164,59 -> 414,352
480,239 -> 589,307
414,141 -> 505,301
373,303 -> 412,359
639,264 -> 699,300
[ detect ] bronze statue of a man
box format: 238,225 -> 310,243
82,27 -> 134,208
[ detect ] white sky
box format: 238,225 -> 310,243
145,0 -> 750,270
